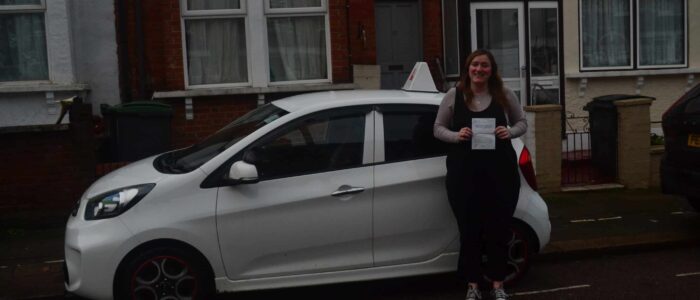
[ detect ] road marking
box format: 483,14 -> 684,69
597,216 -> 622,221
0,266 -> 7,269
512,284 -> 591,296
671,211 -> 685,215
571,216 -> 622,223
570,219 -> 596,223
676,272 -> 700,277
649,219 -> 658,223
44,259 -> 64,264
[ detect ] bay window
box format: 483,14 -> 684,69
181,0 -> 330,88
0,0 -> 48,82
579,0 -> 686,70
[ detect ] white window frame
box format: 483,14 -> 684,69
636,0 -> 688,69
180,0 -> 331,89
263,0 -> 332,86
579,0 -> 688,71
264,0 -> 326,14
441,0 -> 460,77
529,2 -> 560,104
470,2 -> 527,105
180,0 -> 251,89
0,0 -> 49,83
578,0 -> 634,71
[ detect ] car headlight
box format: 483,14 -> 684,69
84,184 -> 155,220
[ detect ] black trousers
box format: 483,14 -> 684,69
445,153 -> 519,283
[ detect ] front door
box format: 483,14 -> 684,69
216,107 -> 375,279
376,0 -> 422,89
471,2 -> 526,104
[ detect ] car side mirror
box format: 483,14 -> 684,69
227,161 -> 259,184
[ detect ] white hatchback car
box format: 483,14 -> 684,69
65,79 -> 550,300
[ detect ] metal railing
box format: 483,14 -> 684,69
562,112 -> 593,186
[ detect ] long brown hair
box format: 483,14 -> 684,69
457,49 -> 509,111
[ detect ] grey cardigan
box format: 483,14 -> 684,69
433,87 -> 528,144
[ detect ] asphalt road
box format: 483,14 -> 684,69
215,244 -> 700,300
10,243 -> 700,299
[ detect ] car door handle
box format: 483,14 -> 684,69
331,185 -> 365,197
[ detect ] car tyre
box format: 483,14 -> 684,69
482,220 -> 538,286
114,246 -> 214,300
687,197 -> 700,212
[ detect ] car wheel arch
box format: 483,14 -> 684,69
113,238 -> 216,298
511,217 -> 540,254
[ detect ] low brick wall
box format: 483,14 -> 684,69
0,104 -> 96,213
650,145 -> 664,188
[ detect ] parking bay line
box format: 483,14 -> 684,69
512,284 -> 591,297
570,216 -> 622,223
44,259 -> 65,264
676,272 -> 700,277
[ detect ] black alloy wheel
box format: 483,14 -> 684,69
115,247 -> 214,300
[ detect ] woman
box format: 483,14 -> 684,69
433,49 -> 527,300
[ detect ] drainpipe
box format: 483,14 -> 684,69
345,0 -> 353,82
135,0 -> 147,100
116,0 -> 131,102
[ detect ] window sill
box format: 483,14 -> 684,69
152,83 -> 356,99
0,83 -> 90,94
566,68 -> 700,79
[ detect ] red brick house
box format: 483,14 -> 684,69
118,0 -> 446,148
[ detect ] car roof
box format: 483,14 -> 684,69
272,89 -> 445,112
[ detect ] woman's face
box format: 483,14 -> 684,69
468,54 -> 492,84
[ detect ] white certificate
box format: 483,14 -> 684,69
471,118 -> 496,150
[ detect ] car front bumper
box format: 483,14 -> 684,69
64,214 -> 133,300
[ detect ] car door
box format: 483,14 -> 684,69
372,104 -> 459,266
216,106 -> 375,279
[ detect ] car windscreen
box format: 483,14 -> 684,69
154,103 -> 289,174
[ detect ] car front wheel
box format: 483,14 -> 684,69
114,246 -> 214,300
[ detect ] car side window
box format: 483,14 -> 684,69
247,109 -> 367,180
382,105 -> 448,163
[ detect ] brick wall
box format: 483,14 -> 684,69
120,0 -> 184,100
616,98 -> 653,189
165,96 -> 258,149
347,0 -> 377,65
650,146 -> 664,188
523,105 -> 563,193
0,104 -> 96,213
423,0 -> 444,86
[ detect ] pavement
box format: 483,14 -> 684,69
1,187 -> 699,300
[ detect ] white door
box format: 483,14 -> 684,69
372,105 -> 458,266
471,2 -> 526,105
216,107 -> 375,279
529,1 -> 560,105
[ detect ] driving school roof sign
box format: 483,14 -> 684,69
402,62 -> 439,93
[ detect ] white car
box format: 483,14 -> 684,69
65,67 -> 550,300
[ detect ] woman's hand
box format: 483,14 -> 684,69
458,127 -> 472,141
495,126 -> 511,139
